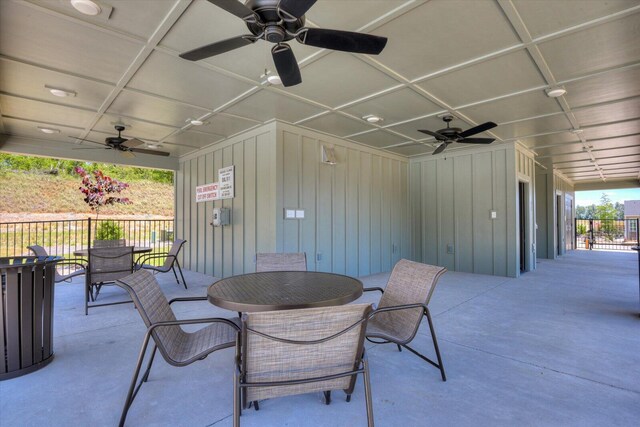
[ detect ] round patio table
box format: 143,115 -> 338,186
207,271 -> 363,312
73,247 -> 152,257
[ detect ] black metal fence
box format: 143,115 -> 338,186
0,218 -> 174,261
575,218 -> 639,251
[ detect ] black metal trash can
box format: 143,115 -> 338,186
1,255 -> 62,380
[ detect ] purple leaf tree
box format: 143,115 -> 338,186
74,166 -> 132,219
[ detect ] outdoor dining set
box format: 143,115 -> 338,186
3,243 -> 449,426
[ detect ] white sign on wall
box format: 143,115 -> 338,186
218,165 -> 235,200
195,165 -> 235,203
195,182 -> 219,203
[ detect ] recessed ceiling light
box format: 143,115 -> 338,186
147,144 -> 162,149
45,85 -> 76,98
70,0 -> 101,16
38,126 -> 60,134
363,115 -> 383,124
267,75 -> 282,85
545,87 -> 567,98
190,119 -> 204,126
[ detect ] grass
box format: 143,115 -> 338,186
0,171 -> 173,216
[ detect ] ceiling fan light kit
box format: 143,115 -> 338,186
179,0 -> 388,87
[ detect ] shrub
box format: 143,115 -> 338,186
95,221 -> 123,240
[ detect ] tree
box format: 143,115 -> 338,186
595,193 -> 620,241
74,166 -> 132,219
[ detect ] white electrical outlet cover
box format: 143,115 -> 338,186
295,210 -> 305,219
285,209 -> 295,219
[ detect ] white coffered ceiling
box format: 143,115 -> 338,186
0,0 -> 639,187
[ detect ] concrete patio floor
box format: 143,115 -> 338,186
1,250 -> 639,426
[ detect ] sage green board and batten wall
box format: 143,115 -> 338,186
410,142 -> 534,277
275,122 -> 410,277
175,124 -> 277,278
176,121 -> 410,278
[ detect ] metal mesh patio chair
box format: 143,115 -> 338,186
255,252 -> 307,272
235,303 -> 374,427
364,259 -> 448,381
93,239 -> 126,247
116,270 -> 240,427
85,246 -> 134,315
27,244 -> 86,283
135,239 -> 187,289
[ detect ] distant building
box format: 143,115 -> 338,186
624,200 -> 640,241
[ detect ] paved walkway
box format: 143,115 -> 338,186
1,250 -> 638,426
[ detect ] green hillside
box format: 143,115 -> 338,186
0,172 -> 174,217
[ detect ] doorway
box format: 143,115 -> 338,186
556,194 -> 563,256
518,182 -> 527,273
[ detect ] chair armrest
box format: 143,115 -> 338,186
168,296 -> 207,305
56,260 -> 87,269
363,287 -> 384,294
147,317 -> 240,333
368,302 -> 428,320
135,253 -> 170,265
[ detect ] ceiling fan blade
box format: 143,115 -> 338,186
278,0 -> 317,20
459,121 -> 497,138
122,138 -> 144,148
418,129 -> 447,141
432,143 -> 448,155
130,147 -> 171,157
180,35 -> 257,61
206,0 -> 259,23
459,137 -> 495,144
272,44 -> 301,87
298,28 -> 387,54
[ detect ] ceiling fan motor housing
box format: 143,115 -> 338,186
246,0 -> 304,41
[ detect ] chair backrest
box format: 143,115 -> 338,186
163,239 -> 186,269
88,246 -> 134,284
27,245 -> 48,257
241,303 -> 372,403
93,239 -> 126,248
255,252 -> 307,272
116,270 -> 181,362
376,259 -> 447,342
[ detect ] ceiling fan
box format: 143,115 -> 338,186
418,115 -> 497,155
71,125 -> 170,157
179,0 -> 388,87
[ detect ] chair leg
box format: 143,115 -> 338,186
84,278 -> 89,316
175,260 -> 187,289
171,266 -> 180,285
424,307 -> 446,382
233,369 -> 240,427
140,345 -> 157,383
119,333 -> 153,427
323,391 -> 331,405
363,357 -> 374,427
398,310 -> 446,381
397,344 -> 402,352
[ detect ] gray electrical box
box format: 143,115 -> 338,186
212,207 -> 231,227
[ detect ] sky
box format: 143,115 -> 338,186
575,188 -> 640,206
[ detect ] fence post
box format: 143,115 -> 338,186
87,217 -> 92,249
637,218 -> 639,247
589,219 -> 594,250
574,218 -> 577,250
